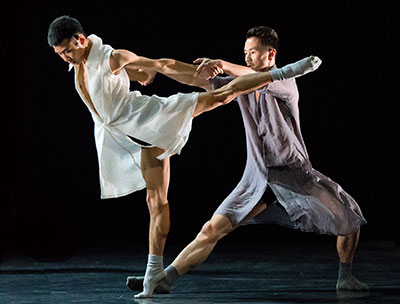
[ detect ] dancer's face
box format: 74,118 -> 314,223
244,37 -> 276,71
53,34 -> 89,65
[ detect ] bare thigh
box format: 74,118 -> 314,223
140,147 -> 170,200
192,89 -> 233,117
239,200 -> 268,225
140,147 -> 170,254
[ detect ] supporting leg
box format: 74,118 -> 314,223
142,147 -> 171,255
336,228 -> 369,291
134,147 -> 170,298
337,228 -> 360,264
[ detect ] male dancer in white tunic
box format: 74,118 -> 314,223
127,26 -> 368,296
48,17 -> 321,298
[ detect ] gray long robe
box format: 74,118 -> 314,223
211,71 -> 366,235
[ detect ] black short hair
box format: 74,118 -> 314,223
47,15 -> 86,47
246,26 -> 280,52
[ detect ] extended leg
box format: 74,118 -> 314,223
127,200 -> 268,293
171,202 -> 267,278
193,56 -> 321,117
171,214 -> 234,274
134,147 -> 170,298
127,215 -> 234,296
336,228 -> 369,290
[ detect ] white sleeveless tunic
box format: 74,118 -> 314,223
71,34 -> 198,199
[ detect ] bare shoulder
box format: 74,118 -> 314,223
109,49 -> 138,74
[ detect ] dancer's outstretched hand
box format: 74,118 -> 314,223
193,58 -> 224,79
138,69 -> 157,86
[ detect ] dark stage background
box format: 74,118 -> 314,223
2,1 -> 394,259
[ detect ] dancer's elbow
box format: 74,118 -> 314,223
156,58 -> 176,72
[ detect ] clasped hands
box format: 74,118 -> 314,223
127,58 -> 224,86
193,58 -> 224,80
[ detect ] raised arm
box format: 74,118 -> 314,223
194,58 -> 255,79
123,66 -> 151,82
110,49 -> 191,74
110,49 -> 211,90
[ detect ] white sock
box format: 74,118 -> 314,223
269,56 -> 322,81
134,254 -> 166,298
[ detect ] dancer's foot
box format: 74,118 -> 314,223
134,271 -> 166,298
134,254 -> 166,298
126,276 -> 170,294
270,56 -> 322,81
336,275 -> 370,291
336,262 -> 369,291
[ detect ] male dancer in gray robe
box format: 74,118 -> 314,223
128,26 -> 368,296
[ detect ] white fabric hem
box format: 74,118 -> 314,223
100,183 -> 147,199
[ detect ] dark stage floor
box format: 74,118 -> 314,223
1,240 -> 399,304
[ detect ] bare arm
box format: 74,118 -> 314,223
110,49 -> 211,90
110,49 -> 189,74
220,60 -> 255,77
194,58 -> 255,79
161,72 -> 211,91
123,66 -> 149,82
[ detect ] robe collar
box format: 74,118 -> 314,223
69,34 -> 102,71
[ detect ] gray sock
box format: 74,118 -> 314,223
126,275 -> 170,294
126,264 -> 178,295
338,262 -> 352,278
165,265 -> 180,285
269,56 -> 322,81
336,262 -> 369,291
134,254 -> 166,298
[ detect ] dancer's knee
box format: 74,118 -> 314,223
341,226 -> 360,238
197,221 -> 220,244
146,192 -> 169,214
196,217 -> 233,244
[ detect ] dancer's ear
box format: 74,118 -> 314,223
267,48 -> 277,61
73,33 -> 87,46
